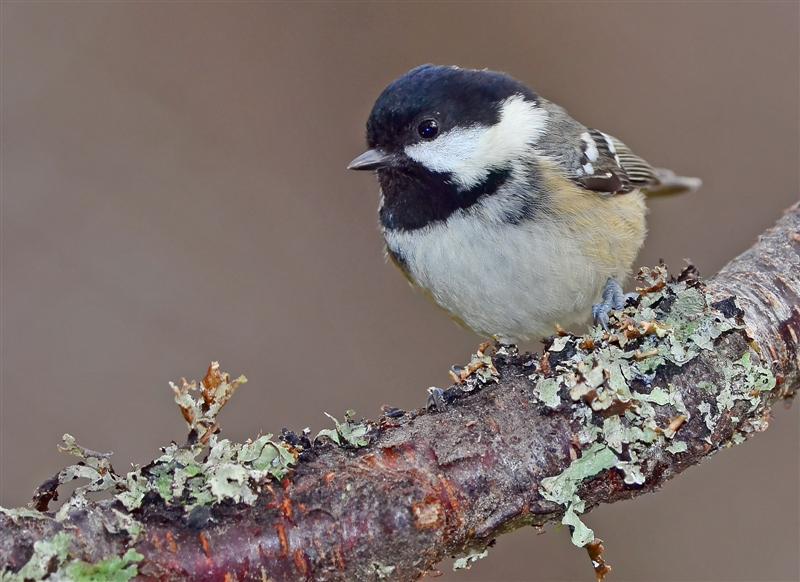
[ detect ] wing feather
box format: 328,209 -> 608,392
573,130 -> 699,196
534,100 -> 700,196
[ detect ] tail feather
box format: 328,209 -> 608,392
646,168 -> 702,197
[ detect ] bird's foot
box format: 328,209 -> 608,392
592,278 -> 637,330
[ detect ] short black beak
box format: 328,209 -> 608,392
347,149 -> 392,171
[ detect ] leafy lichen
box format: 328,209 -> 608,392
532,265 -> 775,547
0,507 -> 49,523
540,443 -> 618,546
1,538 -> 143,582
34,364 -> 299,523
115,430 -> 299,512
3,363 -> 307,580
534,378 -> 561,409
449,342 -> 499,388
561,501 -> 596,547
1,532 -> 72,581
666,441 -> 688,455
116,364 -> 299,511
452,549 -> 489,571
61,549 -> 143,582
541,443 -> 619,507
315,410 -> 371,448
369,562 -> 397,579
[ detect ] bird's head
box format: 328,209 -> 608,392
349,64 -> 547,191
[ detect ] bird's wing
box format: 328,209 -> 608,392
571,129 -> 701,196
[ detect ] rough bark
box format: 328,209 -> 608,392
1,202 -> 798,582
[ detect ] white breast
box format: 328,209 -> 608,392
384,211 -> 626,343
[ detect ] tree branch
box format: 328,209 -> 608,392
1,203 -> 798,582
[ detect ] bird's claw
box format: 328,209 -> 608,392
592,278 -> 635,330
592,302 -> 612,330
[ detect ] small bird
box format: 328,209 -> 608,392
349,65 -> 700,344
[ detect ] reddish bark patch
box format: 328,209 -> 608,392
281,498 -> 294,522
165,531 -> 178,554
294,549 -> 309,576
276,523 -> 289,557
413,497 -> 444,530
198,531 -> 212,559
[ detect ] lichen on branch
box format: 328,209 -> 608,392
0,202 -> 798,582
532,264 -> 775,547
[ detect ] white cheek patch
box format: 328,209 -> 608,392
404,94 -> 548,189
404,126 -> 489,181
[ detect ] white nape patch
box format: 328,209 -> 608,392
580,132 -> 599,162
582,162 -> 595,175
404,95 -> 548,189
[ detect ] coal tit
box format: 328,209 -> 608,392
349,65 -> 700,344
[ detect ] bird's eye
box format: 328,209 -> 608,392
417,119 -> 439,140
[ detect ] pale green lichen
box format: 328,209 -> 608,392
207,461 -> 258,505
122,433 -> 298,511
669,386 -> 689,417
561,502 -> 595,547
315,410 -> 371,448
722,352 -> 776,411
690,352 -> 776,445
635,387 -> 670,406
730,432 -> 747,446
540,443 -> 618,546
452,549 -> 489,571
102,509 -> 143,541
450,344 -> 500,389
51,434 -> 118,502
549,336 -> 570,352
116,473 -> 149,511
2,364 -> 307,580
1,532 -> 72,581
666,441 -> 688,454
533,266 -> 776,548
0,533 -> 143,582
61,549 -> 143,582
541,443 -> 619,507
0,506 -> 49,523
111,363 -> 299,511
601,416 -> 656,454
369,562 -> 396,579
697,380 -> 717,394
237,434 -> 297,474
698,401 -> 716,441
615,450 -> 646,485
534,377 -> 561,409
36,364 -> 299,524
601,416 -> 626,454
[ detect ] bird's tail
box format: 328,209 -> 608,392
645,168 -> 702,197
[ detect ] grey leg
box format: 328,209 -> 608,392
592,278 -> 634,330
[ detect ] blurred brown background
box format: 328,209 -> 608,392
2,2 -> 798,580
